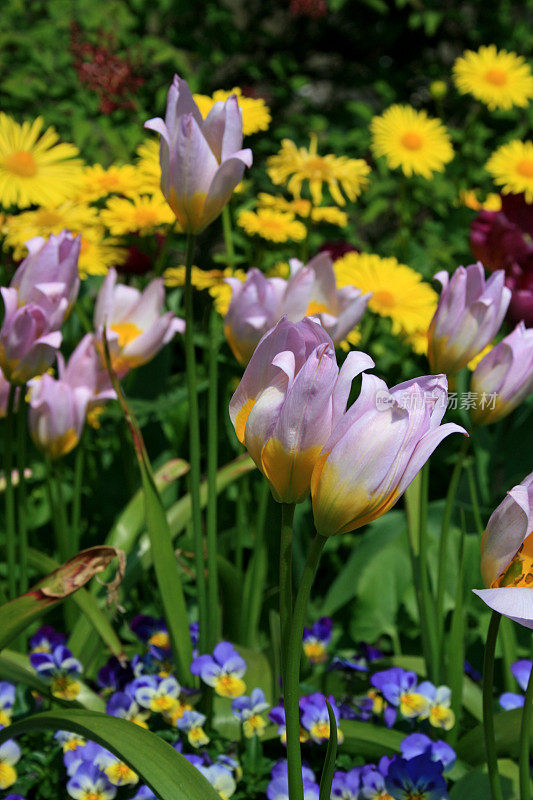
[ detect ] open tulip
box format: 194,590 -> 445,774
474,472 -> 533,628
282,253 -> 370,345
28,373 -> 90,460
224,269 -> 286,365
0,296 -> 62,385
94,269 -> 184,377
229,317 -> 374,503
60,333 -> 116,409
311,374 -> 466,536
428,263 -> 510,376
470,322 -> 533,425
145,74 -> 252,233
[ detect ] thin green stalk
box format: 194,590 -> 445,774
519,656 -> 533,800
405,475 -> 433,678
221,205 -> 236,267
483,611 -> 504,800
418,462 -> 439,682
184,232 -> 208,653
500,617 -> 519,694
4,385 -> 17,600
446,511 -> 466,745
280,502 -> 295,681
242,481 -> 269,647
70,434 -> 85,557
206,307 -> 220,650
284,533 -> 327,800
51,460 -> 72,563
154,223 -> 175,276
16,387 -> 28,594
466,460 -> 484,536
235,476 -> 248,574
436,437 -> 470,662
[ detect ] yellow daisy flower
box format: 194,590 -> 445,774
76,163 -> 145,203
237,208 -> 307,242
0,114 -> 82,209
135,138 -> 162,194
370,105 -> 453,179
77,229 -> 127,279
268,134 -> 370,205
164,266 -> 226,290
459,189 -> 502,211
4,203 -> 99,258
193,87 -> 271,136
257,192 -> 312,217
452,45 -> 533,111
486,140 -> 533,203
334,251 -> 438,334
404,329 -> 430,356
101,195 -> 177,235
310,206 -> 348,226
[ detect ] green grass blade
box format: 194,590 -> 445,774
319,700 -> 338,800
0,709 -> 220,800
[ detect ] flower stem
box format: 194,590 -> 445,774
17,387 -> 29,594
221,206 -> 236,267
184,232 -> 208,653
70,434 -> 85,557
206,307 -> 221,650
519,655 -> 533,800
417,462 -> 439,682
280,502 -> 295,681
466,460 -> 485,536
436,436 -> 470,670
4,385 -> 17,600
284,532 -> 327,800
483,611 -> 504,800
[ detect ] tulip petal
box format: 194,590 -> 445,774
201,149 -> 253,231
396,423 -> 468,497
473,588 -> 533,629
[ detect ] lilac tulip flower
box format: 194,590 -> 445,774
311,374 -> 466,536
94,269 -> 184,377
428,262 -> 510,376
229,316 -> 374,503
474,471 -> 533,628
28,372 -> 90,460
145,74 -> 252,233
470,321 -> 533,425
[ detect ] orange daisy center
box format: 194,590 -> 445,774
3,150 -> 38,177
516,159 -> 533,178
484,68 -> 508,86
400,131 -> 423,151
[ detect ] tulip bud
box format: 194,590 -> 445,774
229,317 -> 374,503
28,374 -> 90,460
474,472 -> 533,628
470,322 -> 533,425
94,269 -> 184,377
311,374 -> 466,536
0,290 -> 62,384
224,269 -> 286,365
145,74 -> 252,234
428,263 -> 511,376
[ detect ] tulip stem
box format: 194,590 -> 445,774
17,387 -> 29,594
466,460 -> 484,536
483,611 -> 504,800
436,436 -> 470,673
4,384 -> 17,600
71,434 -> 85,557
280,502 -> 295,681
519,655 -> 533,800
221,205 -> 236,267
417,462 -> 439,682
284,532 -> 327,800
206,307 -> 221,650
184,232 -> 208,654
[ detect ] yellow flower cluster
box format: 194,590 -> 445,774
453,45 -> 533,111
486,140 -> 533,203
193,87 -> 271,136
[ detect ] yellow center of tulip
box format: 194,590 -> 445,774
235,397 -> 256,443
3,150 -> 38,177
484,68 -> 508,86
305,300 -> 330,316
493,529 -> 533,587
47,428 -> 79,461
516,159 -> 533,178
400,131 -> 423,150
111,321 -> 143,348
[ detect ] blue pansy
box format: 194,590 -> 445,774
303,617 -> 333,664
66,762 -> 116,800
30,645 -> 82,700
401,733 -> 456,772
331,767 -> 362,799
499,659 -> 532,710
299,692 -> 342,744
232,687 -> 269,737
370,668 -> 429,727
385,754 -> 448,800
28,625 -> 66,654
190,642 -> 246,699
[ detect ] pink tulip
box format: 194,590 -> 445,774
28,373 -> 90,460
282,253 -> 370,344
11,232 -> 81,329
474,472 -> 533,629
229,317 -> 374,503
145,74 -> 252,233
428,263 -> 511,376
311,374 -> 466,536
470,322 -> 533,425
224,269 -> 286,365
0,292 -> 62,384
58,333 -> 116,408
94,269 -> 184,377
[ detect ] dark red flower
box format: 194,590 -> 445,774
318,241 -> 358,261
